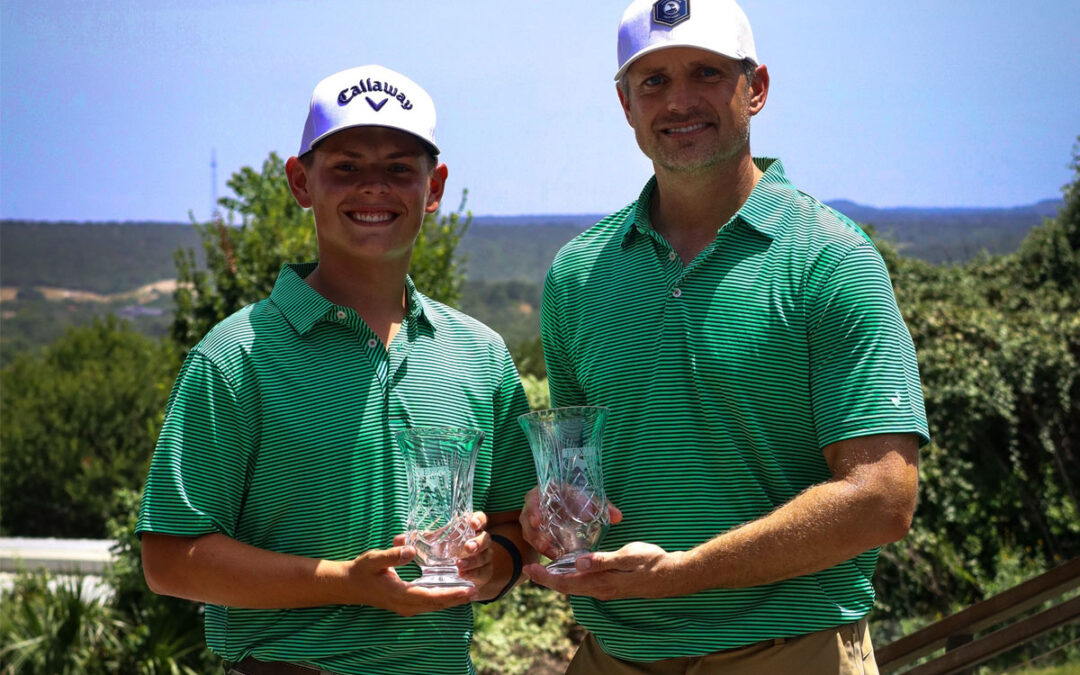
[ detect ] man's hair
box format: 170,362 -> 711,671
618,57 -> 757,100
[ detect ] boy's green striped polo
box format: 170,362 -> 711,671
137,263 -> 535,675
541,158 -> 929,661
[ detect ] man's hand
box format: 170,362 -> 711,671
393,511 -> 494,590
524,542 -> 692,601
346,544 -> 475,617
518,486 -> 623,560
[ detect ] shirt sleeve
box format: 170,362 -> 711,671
807,242 -> 930,449
481,345 -> 537,513
541,265 -> 586,408
137,350 -> 257,538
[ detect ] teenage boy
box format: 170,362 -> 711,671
139,65 -> 535,675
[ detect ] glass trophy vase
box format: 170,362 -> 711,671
396,426 -> 484,587
518,406 -> 610,574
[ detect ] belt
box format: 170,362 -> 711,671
227,657 -> 333,675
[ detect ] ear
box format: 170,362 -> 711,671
748,64 -> 769,116
616,83 -> 634,126
425,163 -> 449,214
285,156 -> 312,208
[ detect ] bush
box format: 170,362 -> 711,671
472,582 -> 579,675
0,318 -> 178,537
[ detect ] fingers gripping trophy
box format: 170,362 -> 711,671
518,407 -> 611,574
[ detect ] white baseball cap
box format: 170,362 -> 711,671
615,0 -> 757,81
298,65 -> 439,157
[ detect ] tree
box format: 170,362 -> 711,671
0,317 -> 177,537
171,152 -> 470,351
870,141 -> 1080,629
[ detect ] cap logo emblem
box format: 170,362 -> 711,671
653,0 -> 689,27
338,78 -> 414,111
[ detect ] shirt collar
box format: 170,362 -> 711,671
270,263 -> 434,336
620,158 -> 793,247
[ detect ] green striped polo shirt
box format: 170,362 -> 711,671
541,158 -> 929,661
137,263 -> 535,675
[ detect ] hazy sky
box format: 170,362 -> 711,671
2,1 -> 1078,222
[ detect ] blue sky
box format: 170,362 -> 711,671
2,0 -> 1078,222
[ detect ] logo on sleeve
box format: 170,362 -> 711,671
653,0 -> 689,27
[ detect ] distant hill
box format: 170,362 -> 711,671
0,221 -> 201,295
465,198 -> 1063,280
0,198 -> 1063,291
824,199 -> 1062,264
0,200 -> 1063,365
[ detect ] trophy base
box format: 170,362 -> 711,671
546,553 -> 588,575
413,566 -> 475,588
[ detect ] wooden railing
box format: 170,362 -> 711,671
878,556 -> 1080,674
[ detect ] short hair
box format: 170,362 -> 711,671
618,57 -> 758,99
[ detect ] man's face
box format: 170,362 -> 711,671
286,126 -> 446,265
618,47 -> 764,175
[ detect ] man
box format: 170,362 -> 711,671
138,65 -> 535,675
521,1 -> 929,673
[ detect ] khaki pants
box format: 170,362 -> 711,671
566,619 -> 878,675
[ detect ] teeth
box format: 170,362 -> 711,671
350,211 -> 394,223
666,123 -> 708,135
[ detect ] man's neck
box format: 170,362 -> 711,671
304,254 -> 410,347
650,153 -> 763,264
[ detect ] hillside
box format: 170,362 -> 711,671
1,201 -> 1060,291
0,200 -> 1063,365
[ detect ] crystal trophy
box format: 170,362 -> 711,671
396,426 -> 484,587
517,406 -> 610,574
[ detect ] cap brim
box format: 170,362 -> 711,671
614,43 -> 756,81
301,123 -> 440,158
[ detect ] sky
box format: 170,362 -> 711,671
2,0 -> 1078,223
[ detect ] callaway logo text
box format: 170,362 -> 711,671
338,78 -> 414,111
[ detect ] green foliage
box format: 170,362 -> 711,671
171,152 -> 317,350
511,335 -> 547,379
104,489 -> 218,674
0,571 -> 121,674
520,375 -> 550,411
1014,138 -> 1080,295
170,152 -> 470,351
871,138 -> 1080,623
0,492 -> 217,674
459,280 -> 543,367
0,318 -> 177,537
412,189 -> 471,308
472,583 -> 578,675
0,292 -> 172,369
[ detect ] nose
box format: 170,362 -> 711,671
665,77 -> 699,114
352,167 -> 390,195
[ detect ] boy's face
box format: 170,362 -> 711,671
286,126 -> 447,266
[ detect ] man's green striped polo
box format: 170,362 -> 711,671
541,158 -> 929,661
137,263 -> 535,675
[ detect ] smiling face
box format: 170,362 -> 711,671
285,126 -> 447,266
618,47 -> 766,175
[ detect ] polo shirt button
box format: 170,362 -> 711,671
367,338 -> 378,348
672,288 -> 682,298
668,251 -> 677,262
336,310 -> 346,320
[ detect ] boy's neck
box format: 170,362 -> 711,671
304,255 -> 410,348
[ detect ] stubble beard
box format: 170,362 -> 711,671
648,119 -> 751,176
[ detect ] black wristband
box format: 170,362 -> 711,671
480,533 -> 523,604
